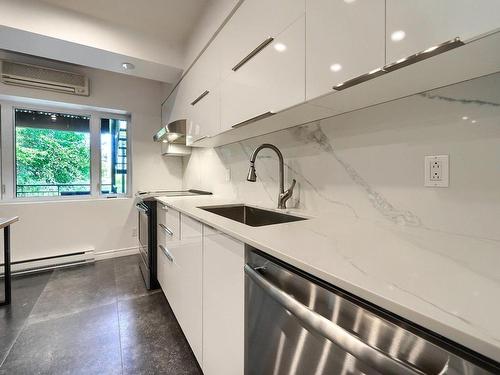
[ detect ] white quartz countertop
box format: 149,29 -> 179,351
156,195 -> 500,363
0,216 -> 18,229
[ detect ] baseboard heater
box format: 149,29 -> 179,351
0,250 -> 95,277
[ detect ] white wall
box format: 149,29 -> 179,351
0,55 -> 182,262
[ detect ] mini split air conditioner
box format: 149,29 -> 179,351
0,60 -> 89,96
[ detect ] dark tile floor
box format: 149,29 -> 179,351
0,255 -> 202,375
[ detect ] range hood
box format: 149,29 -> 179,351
154,119 -> 191,156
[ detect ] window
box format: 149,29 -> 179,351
15,109 -> 91,198
4,105 -> 131,200
100,118 -> 128,195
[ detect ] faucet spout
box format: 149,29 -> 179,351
246,163 -> 257,182
246,143 -> 294,209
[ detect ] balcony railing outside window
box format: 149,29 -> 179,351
16,183 -> 113,197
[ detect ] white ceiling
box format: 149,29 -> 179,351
39,0 -> 210,49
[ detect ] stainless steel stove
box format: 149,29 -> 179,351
135,189 -> 211,289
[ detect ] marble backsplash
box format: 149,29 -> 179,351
182,72 -> 500,245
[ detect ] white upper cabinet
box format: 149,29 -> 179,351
187,83 -> 220,144
162,1 -> 500,146
305,0 -> 385,100
185,38 -> 221,143
220,15 -> 305,131
167,81 -> 190,124
161,85 -> 179,125
216,0 -> 305,80
386,0 -> 500,63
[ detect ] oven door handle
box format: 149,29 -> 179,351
244,265 -> 449,375
135,203 -> 148,213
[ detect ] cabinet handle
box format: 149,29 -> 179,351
159,244 -> 174,262
231,111 -> 275,129
135,203 -> 148,213
332,68 -> 386,91
190,90 -> 210,106
159,223 -> 174,236
232,37 -> 274,72
333,37 -> 464,91
383,37 -> 464,72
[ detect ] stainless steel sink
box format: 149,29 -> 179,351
199,204 -> 307,227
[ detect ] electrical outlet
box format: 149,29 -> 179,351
132,228 -> 138,237
430,160 -> 442,181
425,155 -> 449,187
225,168 -> 231,182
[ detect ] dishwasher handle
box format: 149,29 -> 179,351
244,265 -> 448,375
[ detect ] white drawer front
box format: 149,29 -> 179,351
157,243 -> 178,305
157,202 -> 180,241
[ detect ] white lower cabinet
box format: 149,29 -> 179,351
157,211 -> 203,365
157,209 -> 245,374
202,225 -> 245,375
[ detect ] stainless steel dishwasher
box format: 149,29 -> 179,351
245,251 -> 499,375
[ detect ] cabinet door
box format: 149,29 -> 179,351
161,85 -> 178,125
157,211 -> 203,366
168,78 -> 191,123
202,226 -> 245,375
220,16 -> 305,131
187,84 -> 220,144
386,0 -> 500,63
185,46 -> 221,143
306,0 -> 385,100
157,235 -> 180,313
171,214 -> 203,365
216,0 -> 305,80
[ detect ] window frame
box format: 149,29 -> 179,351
98,115 -> 131,198
0,100 -> 131,202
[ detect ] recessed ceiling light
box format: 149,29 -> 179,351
329,63 -> 342,72
461,116 -> 469,120
471,120 -> 477,124
344,0 -> 356,3
273,43 -> 287,52
122,62 -> 135,70
391,30 -> 406,42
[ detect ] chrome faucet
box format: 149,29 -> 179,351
246,143 -> 296,209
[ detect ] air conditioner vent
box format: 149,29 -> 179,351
1,60 -> 90,96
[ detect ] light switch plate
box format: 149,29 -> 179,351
424,155 -> 449,187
